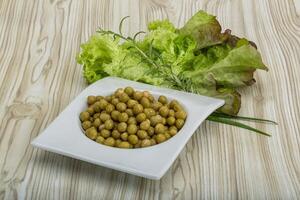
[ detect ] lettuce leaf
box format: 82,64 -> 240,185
77,10 -> 268,115
180,11 -> 230,49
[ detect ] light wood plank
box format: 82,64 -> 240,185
0,0 -> 299,199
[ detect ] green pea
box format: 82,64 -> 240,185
111,98 -> 119,106
93,113 -> 100,119
152,101 -> 163,111
86,107 -> 95,115
173,104 -> 183,112
141,139 -> 151,147
140,97 -> 151,108
127,99 -> 138,108
166,117 -> 175,125
105,104 -> 115,114
137,130 -> 148,139
116,102 -> 127,112
115,139 -> 122,146
127,117 -> 137,125
168,109 -> 175,117
136,113 -> 147,123
144,108 -> 156,118
155,123 -> 165,134
133,104 -> 143,115
80,111 -> 90,122
93,104 -> 101,113
147,126 -> 155,136
140,120 -> 150,130
125,109 -> 134,117
124,87 -> 134,96
87,96 -> 97,105
104,119 -> 114,130
114,88 -> 124,97
169,100 -> 179,109
155,134 -> 166,143
175,119 -> 185,129
99,99 -> 108,109
120,132 -> 128,141
82,121 -> 92,130
127,124 -> 138,134
104,137 -> 115,147
128,135 -> 139,145
119,93 -> 129,103
169,126 -> 178,136
100,129 -> 111,138
175,110 -> 187,120
112,130 -> 121,139
133,91 -> 143,101
96,135 -> 105,144
159,106 -> 169,117
111,110 -> 120,121
100,113 -> 110,122
96,96 -> 104,101
117,122 -> 127,132
118,141 -> 130,148
164,132 -> 171,140
158,95 -> 168,104
118,112 -> 128,122
86,127 -> 97,140
150,115 -> 162,126
150,138 -> 156,145
93,118 -> 101,128
96,136 -> 105,144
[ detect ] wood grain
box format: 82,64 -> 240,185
0,0 -> 299,199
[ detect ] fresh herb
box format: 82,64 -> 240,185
77,11 -> 276,136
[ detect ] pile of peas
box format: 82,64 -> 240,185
79,87 -> 187,149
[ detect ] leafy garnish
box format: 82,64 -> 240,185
77,11 -> 276,136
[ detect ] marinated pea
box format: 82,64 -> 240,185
158,95 -> 168,104
127,124 -> 138,134
133,91 -> 143,101
120,132 -> 128,141
137,130 -> 148,139
124,86 -> 134,96
82,121 -> 92,130
118,141 -> 130,148
87,96 -> 97,105
93,118 -> 101,128
96,136 -> 105,144
100,129 -> 111,138
141,139 -> 151,147
80,111 -> 90,122
136,113 -> 147,123
133,104 -> 143,115
117,122 -> 127,132
116,102 -> 127,112
112,130 -> 121,139
104,137 -> 115,147
118,112 -> 128,122
127,117 -> 137,125
128,135 -> 139,145
80,87 -> 187,148
105,104 -> 115,114
86,127 -> 97,140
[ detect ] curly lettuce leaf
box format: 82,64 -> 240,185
77,11 -> 268,116
186,44 -> 268,88
179,10 -> 229,49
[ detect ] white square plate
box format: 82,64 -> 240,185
31,77 -> 224,180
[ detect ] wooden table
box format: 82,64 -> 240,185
0,0 -> 299,199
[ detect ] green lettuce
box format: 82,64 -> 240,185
77,11 -> 268,115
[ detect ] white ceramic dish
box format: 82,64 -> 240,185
31,77 -> 224,180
